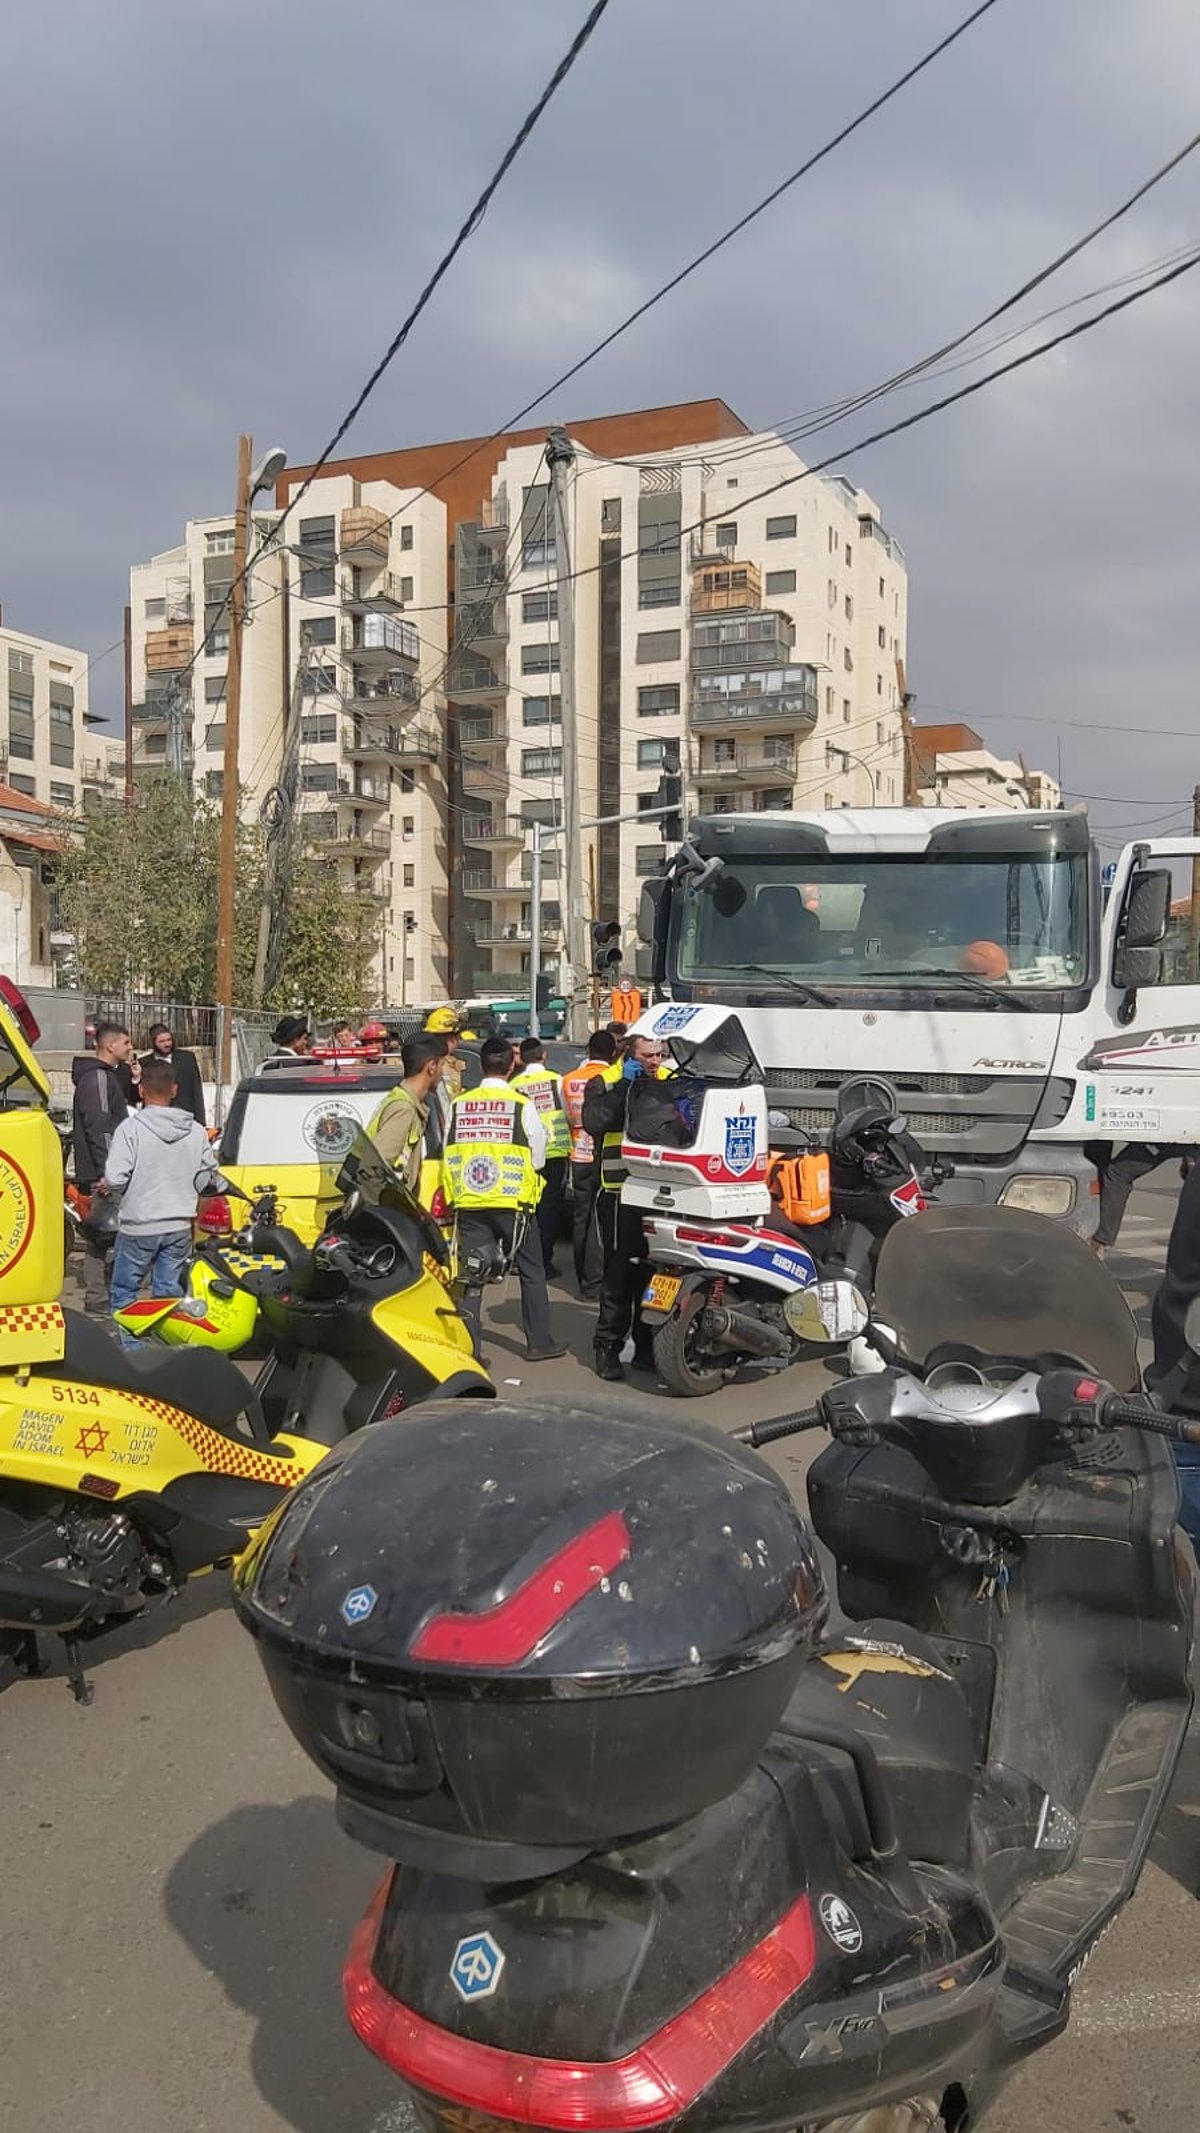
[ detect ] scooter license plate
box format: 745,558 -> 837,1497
643,1272 -> 682,1311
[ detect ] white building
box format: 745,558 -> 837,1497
0,618 -> 95,817
447,429 -> 908,993
913,723 -> 1061,812
129,477 -> 451,1006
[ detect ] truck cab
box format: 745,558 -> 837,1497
641,808 -> 1194,1229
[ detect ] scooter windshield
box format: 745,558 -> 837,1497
873,1204 -> 1140,1390
337,1132 -> 450,1266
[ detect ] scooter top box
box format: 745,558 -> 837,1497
621,1001 -> 772,1220
235,1398 -> 827,1860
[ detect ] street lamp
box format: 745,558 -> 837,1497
838,749 -> 880,804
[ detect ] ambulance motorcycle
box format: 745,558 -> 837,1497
625,1004 -> 890,1396
0,980 -> 334,1703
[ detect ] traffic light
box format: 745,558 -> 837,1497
592,919 -> 622,976
658,738 -> 683,843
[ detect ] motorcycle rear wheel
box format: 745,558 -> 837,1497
652,1290 -> 731,1398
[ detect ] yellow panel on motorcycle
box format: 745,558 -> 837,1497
0,1108 -> 65,1306
0,1299 -> 65,1362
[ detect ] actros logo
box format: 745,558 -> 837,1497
450,1931 -> 506,2002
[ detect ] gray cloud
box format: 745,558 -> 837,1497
1,0 -> 1197,848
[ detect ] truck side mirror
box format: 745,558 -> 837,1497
638,875 -> 670,985
1123,868 -> 1170,951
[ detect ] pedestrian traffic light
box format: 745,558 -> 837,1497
658,739 -> 683,843
592,919 -> 622,975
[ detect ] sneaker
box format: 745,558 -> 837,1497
593,1350 -> 625,1383
526,1343 -> 568,1362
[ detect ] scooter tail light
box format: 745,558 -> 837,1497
428,1187 -> 449,1222
345,1887 -> 817,2130
0,975 -> 40,1045
196,1195 -> 233,1234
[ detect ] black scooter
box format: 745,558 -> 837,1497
233,1206 -> 1195,2133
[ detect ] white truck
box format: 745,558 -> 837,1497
639,807 -> 1200,1232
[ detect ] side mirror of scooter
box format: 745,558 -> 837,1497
783,1278 -> 869,1346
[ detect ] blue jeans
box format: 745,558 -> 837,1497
110,1231 -> 191,1345
1174,1443 -> 1200,1555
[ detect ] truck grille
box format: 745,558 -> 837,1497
780,1105 -> 980,1138
768,1068 -> 992,1097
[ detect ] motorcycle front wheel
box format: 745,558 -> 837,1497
652,1288 -> 733,1398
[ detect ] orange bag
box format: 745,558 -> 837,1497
767,1149 -> 831,1227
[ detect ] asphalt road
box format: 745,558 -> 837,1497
1,1180 -> 1197,2133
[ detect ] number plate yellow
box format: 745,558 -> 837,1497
642,1273 -> 682,1311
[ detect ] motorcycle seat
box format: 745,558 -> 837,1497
33,1309 -> 268,1442
779,1619 -> 978,1867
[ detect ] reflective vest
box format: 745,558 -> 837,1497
510,1066 -> 570,1160
442,1088 -> 540,1211
366,1086 -> 425,1186
561,1059 -> 607,1165
596,1061 -> 671,1191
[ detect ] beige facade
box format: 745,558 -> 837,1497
129,478 -> 451,1006
0,621 -> 93,817
912,723 -> 1061,811
448,430 -> 909,993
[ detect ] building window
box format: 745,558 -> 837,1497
825,792 -> 834,807
402,815 -> 415,839
843,648 -> 854,671
205,723 -> 226,749
400,576 -> 414,601
843,699 -> 852,723
8,733 -> 34,761
144,598 -> 165,622
8,774 -> 36,796
301,714 -> 338,745
521,748 -> 562,779
403,863 -> 415,888
877,674 -> 884,695
301,764 -> 338,792
637,581 -> 681,608
204,674 -> 227,702
828,527 -> 836,553
144,732 -> 166,757
637,683 -> 680,718
844,594 -> 854,621
715,522 -> 738,548
299,515 -> 334,551
50,699 -> 74,726
828,580 -> 838,608
637,739 -> 667,770
206,626 -> 231,656
400,524 -> 414,551
205,769 -> 223,797
521,642 -> 560,675
205,529 -> 235,556
521,537 -> 557,571
845,543 -> 853,566
636,630 -> 681,665
300,664 -> 338,695
879,577 -> 886,598
399,768 -> 415,793
824,688 -> 834,716
50,781 -> 74,807
300,616 -> 335,646
522,589 -> 558,624
522,695 -> 560,727
765,569 -> 797,595
766,514 -> 797,540
636,791 -> 665,815
877,722 -> 885,745
635,844 -> 666,873
299,563 -> 335,599
878,625 -> 887,648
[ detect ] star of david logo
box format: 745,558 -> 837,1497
76,1422 -> 110,1459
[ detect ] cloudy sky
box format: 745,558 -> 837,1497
1,0 -> 1196,848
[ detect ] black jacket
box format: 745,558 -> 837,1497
140,1046 -> 206,1126
581,1066 -> 628,1154
1148,1159 -> 1200,1413
71,1056 -> 129,1186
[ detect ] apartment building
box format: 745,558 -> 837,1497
444,429 -> 908,993
0,617 -> 95,816
129,477 -> 450,1004
913,722 -> 1062,811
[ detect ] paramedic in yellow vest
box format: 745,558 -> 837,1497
366,1034 -> 446,1193
510,1036 -> 570,1278
424,1007 -> 473,1135
580,1031 -> 665,1382
441,1035 -> 566,1364
561,1029 -> 618,1301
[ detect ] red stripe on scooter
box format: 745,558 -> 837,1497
408,1511 -> 632,1667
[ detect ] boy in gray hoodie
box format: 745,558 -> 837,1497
100,1056 -> 224,1341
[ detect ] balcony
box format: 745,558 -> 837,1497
342,616 -> 419,667
339,505 -> 390,564
695,745 -> 797,788
343,571 -> 407,614
461,814 -> 525,848
302,812 -> 390,861
459,716 -> 505,749
456,599 -> 508,651
447,657 -> 505,701
348,720 -> 438,765
690,666 -> 819,733
473,916 -> 560,947
690,557 -> 762,614
461,755 -> 508,795
462,868 -> 523,899
130,698 -> 175,726
144,625 -> 194,674
691,612 -> 796,669
351,775 -> 390,808
352,671 -> 422,709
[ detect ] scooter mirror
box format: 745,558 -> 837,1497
783,1278 -> 869,1345
1184,1296 -> 1200,1357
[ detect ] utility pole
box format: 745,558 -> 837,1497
546,427 -> 585,1038
215,433 -> 254,1090
527,821 -> 544,1040
122,604 -> 134,809
1190,784 -> 1200,967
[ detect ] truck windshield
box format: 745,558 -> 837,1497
676,851 -> 1088,993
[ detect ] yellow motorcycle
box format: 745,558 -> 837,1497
0,981 -> 337,1703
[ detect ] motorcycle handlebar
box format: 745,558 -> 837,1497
734,1406 -> 825,1448
1103,1393 -> 1200,1447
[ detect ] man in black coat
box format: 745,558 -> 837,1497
141,1022 -> 206,1127
72,1021 -> 134,1312
1145,1158 -> 1200,1549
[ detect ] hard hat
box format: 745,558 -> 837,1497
360,1020 -> 388,1042
424,1007 -> 462,1034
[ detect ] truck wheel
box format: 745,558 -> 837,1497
653,1291 -> 731,1397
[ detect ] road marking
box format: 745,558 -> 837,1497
1075,1982 -> 1200,2035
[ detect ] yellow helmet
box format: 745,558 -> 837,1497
424,1006 -> 462,1034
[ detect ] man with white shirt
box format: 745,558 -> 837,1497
441,1035 -> 565,1363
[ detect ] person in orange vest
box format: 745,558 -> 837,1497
560,1029 -> 617,1300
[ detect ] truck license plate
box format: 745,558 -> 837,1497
643,1272 -> 682,1311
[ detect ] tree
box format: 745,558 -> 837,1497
57,783 -> 379,1017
